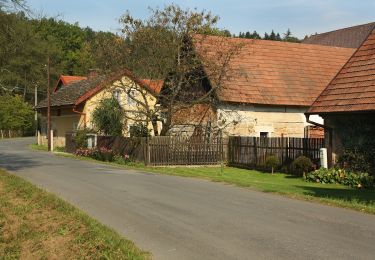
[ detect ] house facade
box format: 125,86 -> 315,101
306,25 -> 375,168
167,34 -> 355,138
36,70 -> 162,147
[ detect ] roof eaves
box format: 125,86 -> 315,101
307,25 -> 375,115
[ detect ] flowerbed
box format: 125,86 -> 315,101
305,168 -> 375,189
75,147 -> 133,165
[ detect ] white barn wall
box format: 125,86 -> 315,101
217,103 -> 323,137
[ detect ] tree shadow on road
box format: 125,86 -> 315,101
0,153 -> 42,171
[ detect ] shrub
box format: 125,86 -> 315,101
74,129 -> 88,149
305,168 -> 375,189
114,154 -> 132,165
129,123 -> 150,137
338,150 -> 371,174
75,147 -> 114,162
92,147 -> 115,162
92,98 -> 124,136
265,155 -> 280,174
291,156 -> 313,176
75,148 -> 95,157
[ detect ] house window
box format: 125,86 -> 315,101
57,109 -> 61,116
127,90 -> 136,105
112,89 -> 122,103
260,132 -> 269,138
72,122 -> 79,131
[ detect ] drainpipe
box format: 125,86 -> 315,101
305,114 -> 333,168
73,106 -> 86,129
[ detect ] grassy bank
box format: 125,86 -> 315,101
0,169 -> 149,259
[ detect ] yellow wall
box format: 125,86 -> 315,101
39,109 -> 80,147
84,75 -> 158,136
39,75 -> 159,147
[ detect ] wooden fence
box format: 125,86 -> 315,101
228,136 -> 324,168
0,130 -> 22,139
65,133 -> 324,167
96,136 -> 146,162
147,136 -> 225,166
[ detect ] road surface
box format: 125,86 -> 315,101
1,138 -> 374,259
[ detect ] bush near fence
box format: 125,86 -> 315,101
227,136 -> 324,171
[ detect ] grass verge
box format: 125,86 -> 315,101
0,169 -> 149,259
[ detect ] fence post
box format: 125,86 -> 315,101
50,129 -> 54,152
146,137 -> 152,166
253,137 -> 258,166
281,134 -> 284,165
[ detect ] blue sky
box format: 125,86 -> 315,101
27,0 -> 375,38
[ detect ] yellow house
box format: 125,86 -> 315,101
36,70 -> 163,147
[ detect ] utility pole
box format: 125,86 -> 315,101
34,85 -> 37,137
47,56 -> 51,152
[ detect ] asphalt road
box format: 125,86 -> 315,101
1,138 -> 375,260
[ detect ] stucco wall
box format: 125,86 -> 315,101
39,109 -> 80,147
217,104 -> 321,137
84,76 -> 159,136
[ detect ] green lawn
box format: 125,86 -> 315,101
0,169 -> 149,259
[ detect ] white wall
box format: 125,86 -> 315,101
217,103 -> 323,137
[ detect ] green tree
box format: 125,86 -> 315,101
283,29 -> 301,43
269,30 -> 276,40
118,4 -> 241,136
251,31 -> 261,39
0,94 -> 34,136
92,98 -> 124,136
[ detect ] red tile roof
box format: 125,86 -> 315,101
54,75 -> 87,92
308,27 -> 375,114
38,70 -> 160,108
303,22 -> 375,48
60,75 -> 87,85
140,79 -> 164,94
192,34 -> 355,107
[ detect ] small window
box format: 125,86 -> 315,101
127,90 -> 136,105
112,90 -> 121,103
57,109 -> 61,116
72,122 -> 79,131
260,132 -> 269,138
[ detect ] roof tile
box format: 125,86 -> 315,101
192,34 -> 354,106
308,28 -> 375,114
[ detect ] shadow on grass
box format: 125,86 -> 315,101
295,185 -> 375,206
284,175 -> 301,179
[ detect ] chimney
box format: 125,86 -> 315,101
88,69 -> 100,79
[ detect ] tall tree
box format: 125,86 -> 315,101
283,28 -> 301,43
0,94 -> 34,137
116,5 -> 242,136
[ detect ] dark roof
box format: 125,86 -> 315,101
303,22 -> 375,48
53,75 -> 87,92
192,34 -> 354,107
36,76 -> 105,108
37,69 -> 163,109
307,28 -> 375,114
